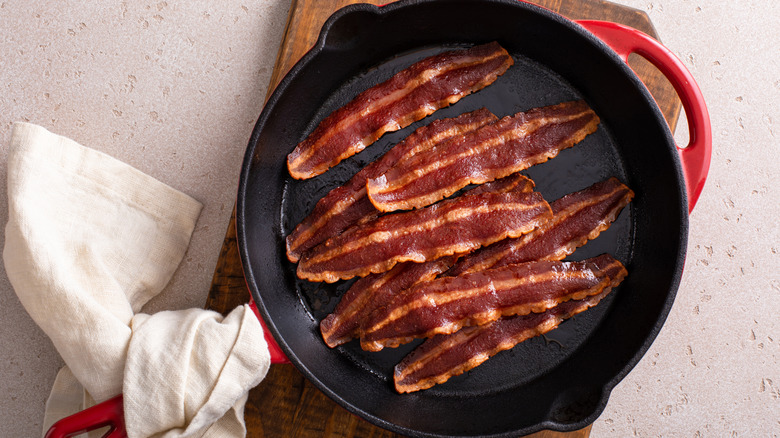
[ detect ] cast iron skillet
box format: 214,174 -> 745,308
237,0 -> 711,436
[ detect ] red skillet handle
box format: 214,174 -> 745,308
44,299 -> 288,438
576,20 -> 712,213
248,296 -> 291,364
44,395 -> 126,438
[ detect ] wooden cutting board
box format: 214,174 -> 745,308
205,1 -> 681,436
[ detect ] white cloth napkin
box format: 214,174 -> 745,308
4,122 -> 271,437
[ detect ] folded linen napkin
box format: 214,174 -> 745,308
4,123 -> 270,437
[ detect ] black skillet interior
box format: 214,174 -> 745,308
237,0 -> 688,436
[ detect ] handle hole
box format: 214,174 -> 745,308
674,104 -> 691,148
626,53 -> 684,137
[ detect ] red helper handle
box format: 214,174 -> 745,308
44,395 -> 126,438
45,299 -> 289,438
575,20 -> 712,213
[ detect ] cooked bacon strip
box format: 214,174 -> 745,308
320,257 -> 456,348
287,42 -> 514,179
447,177 -> 634,276
297,190 -> 551,283
366,100 -> 600,212
359,254 -> 623,351
393,256 -> 627,393
318,173 -> 534,347
395,294 -> 607,393
286,109 -> 498,262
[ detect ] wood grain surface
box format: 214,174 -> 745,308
205,1 -> 682,436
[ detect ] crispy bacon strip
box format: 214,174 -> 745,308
318,173 -> 535,348
286,109 -> 498,262
393,256 -> 627,393
320,257 -> 456,348
287,42 -> 514,179
395,295 -> 608,393
360,254 -> 623,351
366,100 -> 600,212
297,190 -> 552,283
447,177 -> 634,276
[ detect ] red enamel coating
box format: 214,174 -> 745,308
44,395 -> 126,438
249,296 -> 291,364
575,20 -> 712,213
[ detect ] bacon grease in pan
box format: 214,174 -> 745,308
393,255 -> 627,393
447,177 -> 634,276
318,173 -> 535,348
285,109 -> 498,262
286,42 -> 513,179
297,190 -> 552,283
366,100 -> 600,212
359,255 -> 623,351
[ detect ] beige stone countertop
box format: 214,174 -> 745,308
0,1 -> 777,437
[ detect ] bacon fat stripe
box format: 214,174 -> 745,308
285,109 -> 498,262
393,256 -> 627,392
297,190 -> 552,283
359,254 -> 623,351
464,172 -> 535,196
366,100 -> 600,212
447,177 -> 634,276
318,173 -> 535,348
286,42 -> 514,179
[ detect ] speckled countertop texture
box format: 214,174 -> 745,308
0,1 -> 777,436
